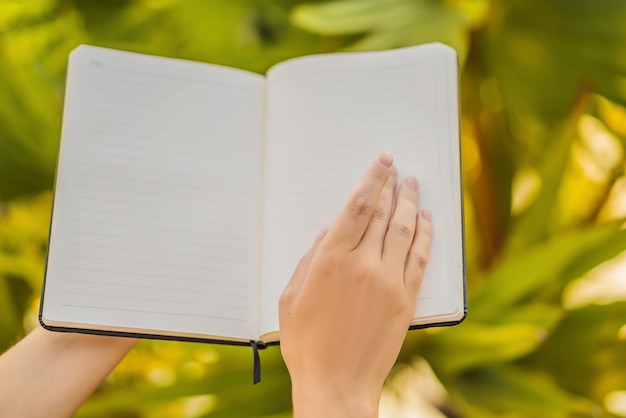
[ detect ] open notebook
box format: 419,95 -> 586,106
40,43 -> 466,346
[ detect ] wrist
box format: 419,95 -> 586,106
291,379 -> 380,418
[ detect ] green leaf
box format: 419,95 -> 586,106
422,322 -> 544,375
291,0 -> 471,59
525,301 -> 626,403
508,117 -> 578,249
482,0 -> 626,132
0,0 -> 58,31
0,8 -> 86,201
291,0 -> 411,36
471,220 -> 626,319
450,366 -> 594,418
73,0 -> 323,75
489,303 -> 563,331
0,56 -> 59,201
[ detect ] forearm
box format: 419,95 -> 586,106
0,326 -> 138,418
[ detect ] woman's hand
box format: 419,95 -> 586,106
279,153 -> 433,418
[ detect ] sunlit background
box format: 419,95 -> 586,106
2,0 -> 626,417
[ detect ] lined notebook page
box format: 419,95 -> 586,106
42,46 -> 264,341
259,44 -> 463,336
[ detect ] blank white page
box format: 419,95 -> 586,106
260,44 -> 464,336
42,46 -> 264,341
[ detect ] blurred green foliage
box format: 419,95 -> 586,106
2,0 -> 626,416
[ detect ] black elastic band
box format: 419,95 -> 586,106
250,340 -> 266,384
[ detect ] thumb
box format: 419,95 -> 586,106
281,228 -> 328,300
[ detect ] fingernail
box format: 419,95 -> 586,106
390,165 -> 398,177
379,152 -> 393,168
405,177 -> 418,191
315,228 -> 328,243
421,209 -> 432,222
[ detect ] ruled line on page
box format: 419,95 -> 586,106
82,103 -> 257,127
88,64 -> 256,94
66,230 -> 246,250
74,147 -> 248,171
64,291 -> 247,311
68,218 -> 249,238
70,206 -> 247,224
83,80 -> 257,104
77,137 -> 253,158
64,278 -> 246,295
74,172 -> 248,192
78,126 -> 257,150
268,61 -> 426,87
60,304 -> 248,323
78,116 -> 254,144
66,242 -> 252,264
65,251 -> 254,271
72,185 -> 249,206
71,195 -> 227,213
73,180 -> 249,200
65,253 -> 251,272
85,74 -> 256,100
65,267 -> 248,286
66,241 -> 240,258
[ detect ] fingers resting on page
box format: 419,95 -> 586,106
279,153 -> 433,418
